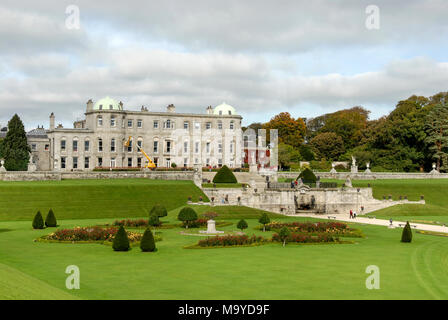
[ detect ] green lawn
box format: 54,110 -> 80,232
0,179 -> 207,221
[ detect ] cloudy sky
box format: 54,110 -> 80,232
1,0 -> 447,129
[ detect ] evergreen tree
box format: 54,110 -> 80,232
212,165 -> 237,183
237,219 -> 248,232
112,225 -> 130,251
32,211 -> 44,229
258,213 -> 270,232
278,227 -> 291,247
2,114 -> 30,171
177,207 -> 198,229
45,209 -> 57,227
149,204 -> 168,218
298,168 -> 317,183
148,213 -> 160,227
401,221 -> 413,243
425,102 -> 448,171
140,228 -> 156,252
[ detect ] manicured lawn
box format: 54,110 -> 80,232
0,179 -> 207,221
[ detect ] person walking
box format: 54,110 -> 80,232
353,211 -> 357,219
349,210 -> 353,219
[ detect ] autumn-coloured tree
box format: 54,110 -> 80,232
263,112 -> 306,149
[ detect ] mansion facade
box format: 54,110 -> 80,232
26,97 -> 243,171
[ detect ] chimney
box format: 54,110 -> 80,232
167,104 -> 176,113
206,105 -> 213,114
49,113 -> 55,130
86,99 -> 93,112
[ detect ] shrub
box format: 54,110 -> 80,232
186,218 -> 209,228
258,213 -> 270,232
149,204 -> 168,218
401,221 -> 413,243
112,225 -> 130,251
45,209 -> 57,227
298,167 -> 317,183
113,219 -> 148,228
140,228 -> 156,252
148,214 -> 161,227
198,234 -> 265,247
278,227 -> 291,247
178,207 -> 198,229
212,165 -> 237,183
237,219 -> 248,232
32,211 -> 44,229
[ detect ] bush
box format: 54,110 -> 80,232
45,209 -> 57,227
198,234 -> 265,247
112,225 -> 130,251
401,221 -> 413,243
237,219 -> 248,231
32,211 -> 44,229
113,219 -> 148,227
278,227 -> 291,247
258,213 -> 270,232
140,228 -> 156,252
297,168 -> 317,183
148,214 -> 161,227
177,207 -> 198,229
149,204 -> 168,218
212,165 -> 237,183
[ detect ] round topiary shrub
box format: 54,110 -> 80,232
237,219 -> 248,232
140,228 -> 156,252
178,207 -> 198,229
401,221 -> 413,243
212,165 -> 237,183
112,225 -> 130,251
45,209 -> 57,227
32,211 -> 44,229
297,168 -> 317,183
149,204 -> 168,218
148,213 -> 160,227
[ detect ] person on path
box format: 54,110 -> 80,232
353,211 -> 357,219
349,210 -> 353,219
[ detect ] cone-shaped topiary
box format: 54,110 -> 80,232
177,207 -> 198,229
149,204 -> 168,218
401,221 -> 413,243
212,165 -> 237,183
148,213 -> 160,227
297,168 -> 317,183
140,228 -> 156,252
45,209 -> 57,227
237,219 -> 248,232
32,211 -> 44,229
112,225 -> 130,251
259,213 -> 270,232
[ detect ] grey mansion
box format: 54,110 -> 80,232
23,97 -> 244,171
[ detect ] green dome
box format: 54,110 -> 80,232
214,102 -> 236,116
93,97 -> 122,111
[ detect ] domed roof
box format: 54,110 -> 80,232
213,102 -> 236,116
93,97 -> 122,111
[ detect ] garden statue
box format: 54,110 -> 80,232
0,159 -> 6,172
351,156 -> 358,173
345,175 -> 352,188
430,163 -> 439,174
330,162 -> 337,173
365,162 -> 371,173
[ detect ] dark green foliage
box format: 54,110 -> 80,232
278,227 -> 291,247
298,168 -> 317,183
2,114 -> 30,171
212,165 -> 237,183
32,211 -> 44,229
140,228 -> 156,252
148,214 -> 160,227
177,207 -> 198,228
112,225 -> 130,251
258,213 -> 270,232
237,219 -> 248,231
401,221 -> 413,243
45,209 -> 57,227
149,204 -> 168,217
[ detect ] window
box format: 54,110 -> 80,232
127,120 -> 133,128
137,119 -> 142,128
153,141 -> 158,153
228,110 -> 232,115
195,141 -> 199,154
206,158 -> 210,166
218,121 -> 222,130
166,141 -> 172,153
84,140 -> 90,152
73,139 -> 78,152
110,138 -> 116,152
183,158 -> 188,167
97,116 -> 103,126
137,139 -> 142,151
218,142 -> 222,154
110,158 -> 116,168
230,142 -> 234,154
183,121 -> 189,129
153,157 -> 158,167
206,122 -> 211,130
128,157 -> 132,167
184,141 -> 188,153
153,120 -> 159,129
98,138 -> 103,152
109,104 -> 113,110
61,157 -> 66,169
73,157 -> 78,169
166,158 -> 171,168
99,104 -> 103,110
230,121 -> 234,130
98,157 -> 103,167
110,116 -> 116,127
195,158 -> 199,164
127,139 -> 132,152
31,144 -> 37,151
60,140 -> 66,152
219,111 -> 222,115
164,119 -> 172,129
137,158 -> 142,167
45,144 -> 49,151
218,158 -> 222,167
206,142 -> 210,154
84,157 -> 89,169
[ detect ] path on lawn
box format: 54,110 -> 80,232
293,213 -> 448,234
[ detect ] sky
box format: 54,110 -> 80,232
0,0 -> 447,129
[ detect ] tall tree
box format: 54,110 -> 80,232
263,112 -> 306,148
425,102 -> 448,171
309,132 -> 345,160
2,114 -> 30,171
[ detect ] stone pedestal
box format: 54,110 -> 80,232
351,166 -> 358,173
249,164 -> 258,173
199,219 -> 224,234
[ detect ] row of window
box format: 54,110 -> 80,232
96,117 -> 236,130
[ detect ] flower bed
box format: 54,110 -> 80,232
40,226 -> 143,243
113,219 -> 151,228
197,234 -> 265,247
272,232 -> 340,244
264,221 -> 348,232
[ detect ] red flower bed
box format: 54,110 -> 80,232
265,221 -> 348,233
182,218 -> 209,228
198,234 -> 265,247
44,226 -> 143,242
272,232 -> 338,243
113,219 -> 151,227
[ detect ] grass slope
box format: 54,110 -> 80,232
0,179 -> 207,221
